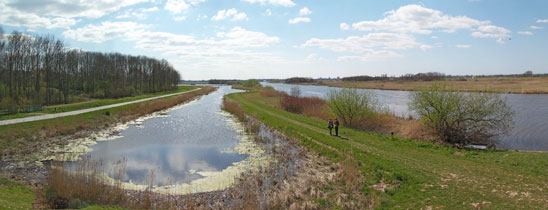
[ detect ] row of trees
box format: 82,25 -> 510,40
342,72 -> 446,82
0,31 -> 181,108
285,77 -> 315,84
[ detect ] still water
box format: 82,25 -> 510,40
73,86 -> 268,194
263,82 -> 548,151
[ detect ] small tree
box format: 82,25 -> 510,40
241,79 -> 262,88
290,86 -> 301,97
327,88 -> 378,127
409,85 -> 515,146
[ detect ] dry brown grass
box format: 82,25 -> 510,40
222,97 -> 247,123
317,76 -> 548,94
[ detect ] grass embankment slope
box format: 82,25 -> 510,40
314,76 -> 548,94
0,86 -> 196,121
227,91 -> 548,209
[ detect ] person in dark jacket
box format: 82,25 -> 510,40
334,118 -> 340,136
328,119 -> 334,135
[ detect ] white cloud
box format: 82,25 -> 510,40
340,22 -> 350,30
265,9 -> 272,16
289,17 -> 311,24
116,7 -> 158,19
303,33 -> 420,53
456,44 -> 471,48
420,44 -> 433,51
3,0 -> 150,19
337,50 -> 401,62
351,5 -> 488,34
349,4 -> 509,43
530,25 -> 543,30
165,0 -> 205,14
63,21 -> 149,43
305,53 -> 326,62
303,33 -> 428,62
518,31 -> 533,35
174,16 -> 187,21
212,8 -> 248,21
471,25 -> 511,43
141,7 -> 159,12
537,19 -> 548,23
216,27 -> 279,47
64,23 -> 282,69
0,2 -> 78,29
299,7 -> 312,16
241,0 -> 295,7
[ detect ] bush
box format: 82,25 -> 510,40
241,79 -> 262,88
281,95 -> 325,114
285,77 -> 315,83
327,88 -> 379,127
260,86 -> 282,97
409,85 -> 514,146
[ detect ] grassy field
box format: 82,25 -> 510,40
313,76 -> 548,94
227,90 -> 548,209
0,86 -> 196,121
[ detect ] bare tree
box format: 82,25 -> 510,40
0,31 -> 182,109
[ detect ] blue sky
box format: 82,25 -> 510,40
1,0 -> 547,80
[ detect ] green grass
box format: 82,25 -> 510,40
0,86 -> 196,121
227,91 -> 548,209
0,179 -> 35,210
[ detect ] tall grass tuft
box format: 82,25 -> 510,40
280,95 -> 325,114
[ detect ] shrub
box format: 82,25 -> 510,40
281,95 -> 325,114
260,86 -> 281,97
241,79 -> 262,88
326,88 -> 379,127
409,85 -> 515,146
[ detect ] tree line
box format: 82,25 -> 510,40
0,31 -> 181,108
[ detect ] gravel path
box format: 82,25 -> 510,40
0,88 -> 200,126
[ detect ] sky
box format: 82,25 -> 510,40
1,0 -> 547,80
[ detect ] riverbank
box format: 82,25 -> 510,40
297,76 -> 548,94
227,89 -> 548,209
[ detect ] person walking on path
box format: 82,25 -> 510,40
334,118 -> 340,137
328,119 -> 334,135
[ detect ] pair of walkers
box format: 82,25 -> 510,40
327,118 -> 340,136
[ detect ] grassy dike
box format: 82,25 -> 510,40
227,90 -> 548,209
0,86 -> 196,121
